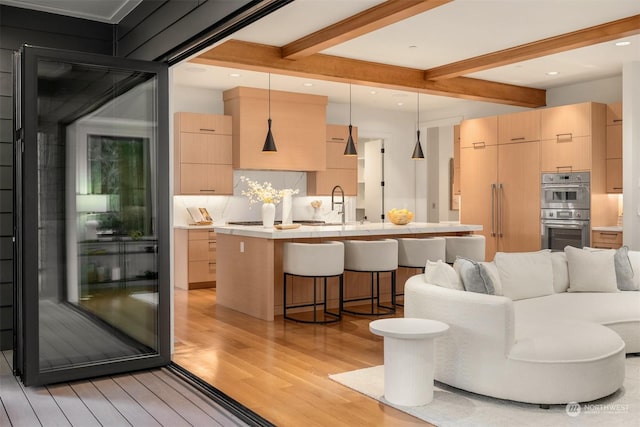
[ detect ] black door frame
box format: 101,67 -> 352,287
15,45 -> 170,386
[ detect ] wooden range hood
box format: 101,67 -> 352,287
223,87 -> 328,171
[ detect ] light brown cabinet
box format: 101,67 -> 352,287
307,124 -> 358,196
606,102 -> 622,193
539,102 -> 605,173
223,86 -> 328,171
460,116 -> 498,149
174,228 -> 216,289
453,125 -> 461,195
174,112 -> 233,195
591,230 -> 623,249
498,109 -> 540,144
460,114 -> 541,261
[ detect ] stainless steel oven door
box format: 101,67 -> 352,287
541,184 -> 590,210
541,219 -> 590,251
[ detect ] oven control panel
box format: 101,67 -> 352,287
541,209 -> 590,220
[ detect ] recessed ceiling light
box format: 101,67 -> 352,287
303,83 -> 313,87
370,90 -> 377,95
615,41 -> 631,47
229,73 -> 241,77
397,102 -> 404,106
546,71 -> 559,76
185,66 -> 206,73
409,45 -> 418,49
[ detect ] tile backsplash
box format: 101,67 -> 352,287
173,170 -> 355,226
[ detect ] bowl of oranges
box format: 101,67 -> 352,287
388,208 -> 414,225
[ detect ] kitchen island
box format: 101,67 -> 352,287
213,222 -> 482,321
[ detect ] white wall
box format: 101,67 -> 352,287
622,63 -> 639,250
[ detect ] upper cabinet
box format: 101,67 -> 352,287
223,87 -> 328,171
307,124 -> 358,196
498,110 -> 540,144
174,112 -> 233,195
460,116 -> 497,149
606,102 -> 622,193
539,102 -> 606,173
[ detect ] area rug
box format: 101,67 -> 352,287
329,356 -> 639,427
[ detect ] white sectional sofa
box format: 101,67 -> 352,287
404,247 -> 640,405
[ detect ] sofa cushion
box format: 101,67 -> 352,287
629,251 -> 640,291
425,260 -> 463,291
480,261 -> 503,296
550,251 -> 570,293
453,257 -> 495,294
585,246 -> 636,291
494,250 -> 553,301
565,246 -> 618,292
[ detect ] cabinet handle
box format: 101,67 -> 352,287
498,183 -> 503,238
613,119 -> 622,123
556,133 -> 573,142
510,137 -> 525,141
490,183 -> 496,237
556,166 -> 573,172
613,187 -> 623,190
200,189 -> 216,192
599,232 -> 619,237
200,128 -> 216,132
473,142 -> 486,148
331,137 -> 345,141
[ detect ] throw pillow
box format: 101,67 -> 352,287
583,246 -> 635,291
494,250 -> 554,300
480,261 -> 503,296
424,260 -> 463,291
565,246 -> 618,292
550,251 -> 570,293
453,257 -> 495,294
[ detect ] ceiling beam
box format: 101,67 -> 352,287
281,0 -> 452,60
192,40 -> 546,108
424,14 -> 640,81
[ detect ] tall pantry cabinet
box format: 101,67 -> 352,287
460,110 -> 541,261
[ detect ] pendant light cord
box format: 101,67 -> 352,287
268,73 -> 271,119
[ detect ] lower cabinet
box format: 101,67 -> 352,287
174,228 -> 216,289
591,230 -> 623,249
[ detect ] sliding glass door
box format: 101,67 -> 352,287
14,46 -> 170,386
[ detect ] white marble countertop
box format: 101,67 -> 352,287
592,226 -> 623,232
212,222 -> 482,239
174,224 -> 216,230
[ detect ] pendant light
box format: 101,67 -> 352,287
412,91 -> 425,159
262,73 -> 277,152
344,84 -> 358,156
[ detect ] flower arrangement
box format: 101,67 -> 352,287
240,176 -> 299,205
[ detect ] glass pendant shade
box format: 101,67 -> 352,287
263,118 -> 277,152
344,124 -> 357,156
262,74 -> 277,152
412,129 -> 425,159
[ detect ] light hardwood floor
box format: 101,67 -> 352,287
173,288 -> 433,426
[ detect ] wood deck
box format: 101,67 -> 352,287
0,350 -> 251,426
173,287 -> 433,426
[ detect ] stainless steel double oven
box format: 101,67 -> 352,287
540,172 -> 591,251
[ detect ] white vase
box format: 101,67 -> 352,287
282,191 -> 293,225
262,202 -> 276,228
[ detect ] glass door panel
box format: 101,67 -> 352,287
15,46 -> 169,386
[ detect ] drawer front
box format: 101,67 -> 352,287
188,260 -> 216,283
592,231 -> 622,245
188,239 -> 216,261
189,229 -> 211,240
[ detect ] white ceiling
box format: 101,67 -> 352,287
174,0 -> 640,115
4,0 -> 640,115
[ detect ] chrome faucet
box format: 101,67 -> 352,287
331,185 -> 345,225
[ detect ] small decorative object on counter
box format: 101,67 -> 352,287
388,208 -> 414,225
240,176 -> 299,228
311,199 -> 322,220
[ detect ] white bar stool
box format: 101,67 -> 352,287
396,237 -> 446,305
283,241 -> 344,323
444,235 -> 486,263
342,239 -> 398,316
